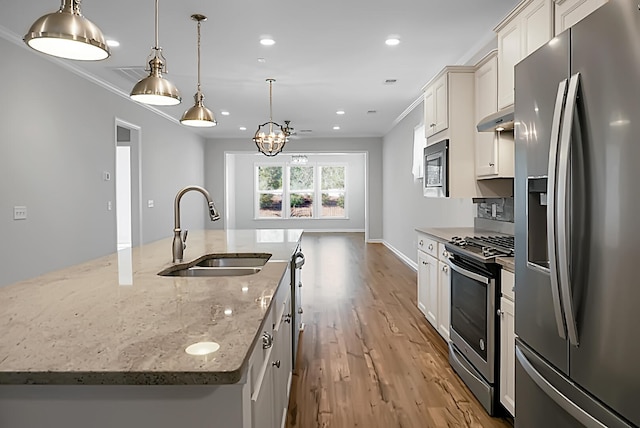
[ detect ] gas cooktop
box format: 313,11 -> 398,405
445,235 -> 515,263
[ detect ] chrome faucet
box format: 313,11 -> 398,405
172,185 -> 220,263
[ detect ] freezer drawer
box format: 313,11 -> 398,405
515,339 -> 632,428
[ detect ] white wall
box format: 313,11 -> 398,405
227,152 -> 365,231
0,38 -> 207,287
205,137 -> 383,240
382,101 -> 475,264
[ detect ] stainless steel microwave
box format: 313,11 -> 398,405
423,139 -> 449,197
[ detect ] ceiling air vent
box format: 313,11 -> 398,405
367,110 -> 377,114
384,79 -> 397,84
112,66 -> 148,83
299,129 -> 313,133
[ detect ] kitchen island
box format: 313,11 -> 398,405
0,229 -> 303,428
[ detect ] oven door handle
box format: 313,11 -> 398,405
447,258 -> 489,285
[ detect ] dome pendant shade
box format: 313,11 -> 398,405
180,14 -> 216,127
130,57 -> 181,106
181,93 -> 216,127
130,0 -> 181,106
24,0 -> 110,61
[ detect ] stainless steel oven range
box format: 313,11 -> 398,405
445,235 -> 514,416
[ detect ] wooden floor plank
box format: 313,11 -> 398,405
287,233 -> 512,428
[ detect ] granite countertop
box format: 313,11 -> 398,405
496,257 -> 515,273
0,229 -> 303,386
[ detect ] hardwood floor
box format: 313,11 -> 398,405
286,233 -> 512,428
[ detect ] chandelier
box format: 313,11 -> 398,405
253,79 -> 289,157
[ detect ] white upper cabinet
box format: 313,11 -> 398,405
423,73 -> 448,139
474,51 -> 515,179
554,0 -> 608,34
496,0 -> 554,109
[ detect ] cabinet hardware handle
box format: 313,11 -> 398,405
298,307 -> 304,314
442,266 -> 449,273
422,261 -> 428,265
419,240 -> 424,246
272,360 -> 281,368
285,314 -> 292,323
298,282 -> 303,288
442,250 -> 448,258
489,163 -> 495,167
428,244 -> 434,250
262,331 -> 273,349
497,309 -> 503,317
430,123 -> 436,127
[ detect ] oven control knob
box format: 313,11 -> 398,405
479,339 -> 485,351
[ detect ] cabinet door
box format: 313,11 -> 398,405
497,19 -> 521,109
252,346 -> 275,428
475,55 -> 499,177
437,261 -> 451,342
417,250 -> 429,317
433,74 -> 448,135
500,296 -> 516,417
424,87 -> 436,137
272,295 -> 292,428
554,0 -> 608,35
522,0 -> 554,56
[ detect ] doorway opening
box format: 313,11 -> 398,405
115,119 -> 142,251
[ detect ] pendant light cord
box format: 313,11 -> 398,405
197,19 -> 202,94
154,0 -> 159,50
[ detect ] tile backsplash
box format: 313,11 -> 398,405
473,197 -> 514,223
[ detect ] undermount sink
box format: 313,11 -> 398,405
195,254 -> 271,268
158,253 -> 271,278
159,266 -> 262,277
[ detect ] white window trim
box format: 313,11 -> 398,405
254,161 -> 348,220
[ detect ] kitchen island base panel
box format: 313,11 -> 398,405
0,383 -> 249,428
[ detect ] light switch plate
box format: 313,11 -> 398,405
13,206 -> 27,220
148,200 -> 154,208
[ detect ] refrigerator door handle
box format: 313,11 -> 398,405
557,73 -> 581,347
547,78 -> 569,340
516,346 -> 607,428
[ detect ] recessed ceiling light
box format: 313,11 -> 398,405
224,308 -> 233,316
239,126 -> 247,131
106,39 -> 120,47
257,57 -> 266,63
260,37 -> 275,46
336,110 -> 345,115
221,111 -> 230,116
333,126 -> 340,130
385,36 -> 400,46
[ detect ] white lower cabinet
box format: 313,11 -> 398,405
251,272 -> 293,428
499,270 -> 516,417
417,249 -> 438,327
437,260 -> 451,342
417,232 -> 451,342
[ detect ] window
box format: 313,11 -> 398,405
255,162 -> 347,219
257,165 -> 283,218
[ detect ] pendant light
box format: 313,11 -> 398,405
24,0 -> 110,61
180,14 -> 216,128
253,79 -> 288,157
130,0 -> 181,106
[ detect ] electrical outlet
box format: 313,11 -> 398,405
13,206 -> 27,220
491,203 -> 497,218
148,200 -> 154,208
107,201 -> 112,211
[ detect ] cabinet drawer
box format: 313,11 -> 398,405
501,269 -> 515,301
417,233 -> 438,258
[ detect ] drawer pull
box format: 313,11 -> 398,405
262,331 -> 273,349
428,244 -> 434,250
272,360 -> 281,368
298,307 -> 304,314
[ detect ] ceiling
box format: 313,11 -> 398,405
0,0 -> 519,140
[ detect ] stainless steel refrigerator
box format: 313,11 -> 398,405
514,0 -> 640,426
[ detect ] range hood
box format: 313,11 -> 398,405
476,105 -> 514,132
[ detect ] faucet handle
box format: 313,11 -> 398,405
182,230 -> 188,249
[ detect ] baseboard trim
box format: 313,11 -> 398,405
382,240 -> 417,271
302,229 -> 365,233
367,239 -> 383,244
